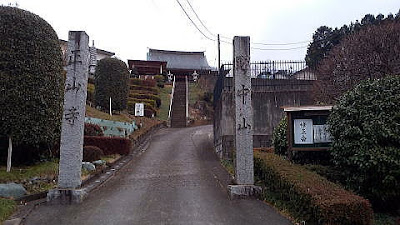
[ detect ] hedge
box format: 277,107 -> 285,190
130,78 -> 156,87
84,123 -> 104,136
127,101 -> 156,112
129,93 -> 161,107
254,152 -> 373,225
129,85 -> 158,95
128,102 -> 157,118
83,145 -> 104,162
128,98 -> 156,108
84,136 -> 131,155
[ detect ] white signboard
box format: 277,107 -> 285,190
134,103 -> 144,117
313,125 -> 332,143
294,119 -> 313,144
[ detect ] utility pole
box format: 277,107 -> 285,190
218,34 -> 221,74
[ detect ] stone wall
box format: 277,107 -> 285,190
214,77 -> 315,159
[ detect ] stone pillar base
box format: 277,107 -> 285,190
227,184 -> 262,200
47,188 -> 87,204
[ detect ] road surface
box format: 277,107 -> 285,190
24,125 -> 292,225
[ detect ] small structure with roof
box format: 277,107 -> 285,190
284,105 -> 333,156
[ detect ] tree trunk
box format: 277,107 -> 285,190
7,137 -> 12,172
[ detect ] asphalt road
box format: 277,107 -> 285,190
23,125 -> 292,225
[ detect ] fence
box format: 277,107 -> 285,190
214,60 -> 315,104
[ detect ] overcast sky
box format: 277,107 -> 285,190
1,0 -> 399,67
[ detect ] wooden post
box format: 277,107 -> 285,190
6,137 -> 12,172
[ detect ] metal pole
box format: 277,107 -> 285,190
218,34 -> 221,73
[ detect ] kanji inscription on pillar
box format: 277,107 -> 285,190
233,36 -> 254,185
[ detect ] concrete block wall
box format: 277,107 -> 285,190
214,77 -> 315,160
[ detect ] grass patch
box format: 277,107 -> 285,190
156,85 -> 172,121
220,159 -> 234,177
101,154 -> 121,164
189,82 -> 202,106
374,213 -> 399,225
0,161 -> 59,194
0,198 -> 16,223
0,161 -> 58,183
85,105 -> 132,123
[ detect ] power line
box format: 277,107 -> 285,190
184,0 -> 215,37
175,0 -> 310,50
175,0 -> 215,41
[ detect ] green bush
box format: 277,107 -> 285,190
154,75 -> 165,88
328,75 -> 400,207
255,152 -> 373,225
95,58 -> 129,111
129,85 -> 158,95
129,78 -> 156,87
0,7 -> 64,154
272,116 -> 287,155
84,136 -> 131,155
83,145 -> 104,162
129,93 -> 161,107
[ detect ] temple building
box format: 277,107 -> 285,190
127,48 -> 216,79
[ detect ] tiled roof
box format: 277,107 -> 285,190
147,48 -> 211,70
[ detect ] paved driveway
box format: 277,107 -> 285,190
23,125 -> 292,225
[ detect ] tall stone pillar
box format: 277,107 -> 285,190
47,31 -> 89,204
227,36 -> 261,199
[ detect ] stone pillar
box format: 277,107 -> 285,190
47,31 -> 89,204
228,36 -> 261,199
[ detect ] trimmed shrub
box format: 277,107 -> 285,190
95,58 -> 129,111
127,102 -> 157,114
127,102 -> 157,118
129,93 -> 161,107
0,7 -> 64,159
142,79 -> 156,87
83,145 -> 104,162
254,152 -> 373,225
154,75 -> 165,88
144,109 -> 155,118
84,136 -> 131,155
84,123 -> 104,136
129,78 -> 156,87
128,98 -> 156,108
129,85 -> 158,95
328,75 -> 400,208
272,116 -> 287,155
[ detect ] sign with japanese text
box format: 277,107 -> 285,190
294,119 -> 313,144
135,103 -> 144,117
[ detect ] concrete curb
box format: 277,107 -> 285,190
4,123 -> 166,225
